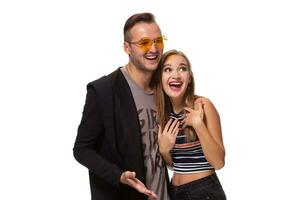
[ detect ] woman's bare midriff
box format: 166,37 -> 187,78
171,170 -> 215,186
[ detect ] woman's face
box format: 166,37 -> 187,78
161,54 -> 191,103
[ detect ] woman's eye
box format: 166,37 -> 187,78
163,67 -> 171,72
179,65 -> 188,72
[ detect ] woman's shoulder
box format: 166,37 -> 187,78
194,95 -> 218,112
194,95 -> 212,105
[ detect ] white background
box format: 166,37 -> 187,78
1,0 -> 300,199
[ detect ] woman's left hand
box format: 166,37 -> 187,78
183,100 -> 204,128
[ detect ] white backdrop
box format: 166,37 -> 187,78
1,0 -> 300,199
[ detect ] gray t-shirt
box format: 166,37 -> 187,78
121,68 -> 169,200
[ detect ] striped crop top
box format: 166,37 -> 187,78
170,111 -> 214,174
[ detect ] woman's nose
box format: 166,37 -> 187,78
171,70 -> 180,79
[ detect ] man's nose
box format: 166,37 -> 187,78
148,42 -> 159,52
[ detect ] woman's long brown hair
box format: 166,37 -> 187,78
152,49 -> 198,141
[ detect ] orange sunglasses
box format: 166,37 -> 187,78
127,36 -> 167,52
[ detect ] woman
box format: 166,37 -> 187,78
153,49 -> 226,200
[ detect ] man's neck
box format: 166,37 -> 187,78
124,63 -> 153,93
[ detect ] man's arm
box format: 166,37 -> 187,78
74,84 -> 157,198
73,85 -> 123,188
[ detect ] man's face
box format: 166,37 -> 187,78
124,22 -> 163,73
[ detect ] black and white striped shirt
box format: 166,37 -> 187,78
170,111 -> 214,174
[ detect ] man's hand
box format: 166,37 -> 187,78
120,171 -> 158,199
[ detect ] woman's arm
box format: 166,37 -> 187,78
159,151 -> 173,166
184,97 -> 225,170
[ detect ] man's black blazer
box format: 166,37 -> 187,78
73,68 -> 148,200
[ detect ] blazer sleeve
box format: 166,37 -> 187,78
73,84 -> 123,188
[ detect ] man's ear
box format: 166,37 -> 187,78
123,41 -> 130,55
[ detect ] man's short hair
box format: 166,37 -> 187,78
123,12 -> 156,42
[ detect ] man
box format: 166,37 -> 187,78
73,13 -> 170,200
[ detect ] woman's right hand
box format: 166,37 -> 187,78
157,118 -> 180,154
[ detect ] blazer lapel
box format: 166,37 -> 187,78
113,69 -> 146,183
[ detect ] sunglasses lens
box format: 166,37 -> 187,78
155,37 -> 164,49
138,38 -> 152,51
